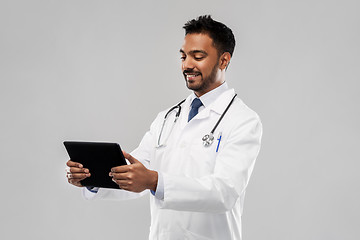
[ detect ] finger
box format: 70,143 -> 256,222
110,172 -> 129,180
67,160 -> 83,168
69,167 -> 89,174
111,165 -> 130,173
67,173 -> 90,179
114,180 -> 129,185
112,178 -> 127,184
67,173 -> 84,180
112,179 -> 130,189
122,151 -> 139,164
68,178 -> 83,187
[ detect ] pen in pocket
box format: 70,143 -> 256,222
216,132 -> 222,152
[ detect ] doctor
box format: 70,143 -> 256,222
66,15 -> 262,240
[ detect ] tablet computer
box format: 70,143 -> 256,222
64,141 -> 127,189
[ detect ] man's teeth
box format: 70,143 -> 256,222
187,74 -> 198,77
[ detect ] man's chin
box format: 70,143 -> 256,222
186,80 -> 197,90
186,82 -> 203,92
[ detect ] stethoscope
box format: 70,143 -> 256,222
156,94 -> 237,148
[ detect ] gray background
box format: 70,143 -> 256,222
0,0 -> 359,239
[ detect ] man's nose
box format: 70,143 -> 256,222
182,58 -> 195,70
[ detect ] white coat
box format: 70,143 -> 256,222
83,88 -> 262,240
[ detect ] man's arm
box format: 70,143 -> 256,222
77,112 -> 165,200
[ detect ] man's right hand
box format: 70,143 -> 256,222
66,160 -> 91,187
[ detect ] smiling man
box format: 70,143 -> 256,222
66,15 -> 262,240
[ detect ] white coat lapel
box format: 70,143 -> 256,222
194,89 -> 236,120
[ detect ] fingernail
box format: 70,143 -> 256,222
79,164 -> 83,168
84,169 -> 89,173
109,172 -> 112,176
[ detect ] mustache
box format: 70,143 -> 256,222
183,70 -> 201,75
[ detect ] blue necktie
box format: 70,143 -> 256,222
188,98 -> 203,122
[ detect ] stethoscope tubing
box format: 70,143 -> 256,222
209,93 -> 237,135
164,99 -> 186,119
157,99 -> 185,147
157,94 -> 237,148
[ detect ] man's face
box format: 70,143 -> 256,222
180,33 -> 222,96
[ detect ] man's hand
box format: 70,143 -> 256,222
110,151 -> 158,193
66,160 -> 91,187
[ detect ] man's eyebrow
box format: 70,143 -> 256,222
179,49 -> 208,55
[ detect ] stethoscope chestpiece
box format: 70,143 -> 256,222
202,133 -> 214,147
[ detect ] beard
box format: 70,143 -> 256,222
184,62 -> 219,93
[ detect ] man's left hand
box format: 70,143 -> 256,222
110,151 -> 158,193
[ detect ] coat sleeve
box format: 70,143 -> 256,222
156,115 -> 262,213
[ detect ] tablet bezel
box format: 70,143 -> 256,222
64,141 -> 127,189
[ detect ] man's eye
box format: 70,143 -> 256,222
180,56 -> 186,60
194,56 -> 204,60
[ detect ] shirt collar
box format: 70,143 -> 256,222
190,82 -> 229,108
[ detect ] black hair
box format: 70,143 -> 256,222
183,15 -> 235,57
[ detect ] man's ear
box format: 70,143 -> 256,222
219,52 -> 231,71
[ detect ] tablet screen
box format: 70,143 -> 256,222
64,141 -> 127,189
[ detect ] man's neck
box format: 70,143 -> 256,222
194,81 -> 226,97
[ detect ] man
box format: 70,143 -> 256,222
66,15 -> 262,240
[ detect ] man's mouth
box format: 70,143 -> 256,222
184,72 -> 201,81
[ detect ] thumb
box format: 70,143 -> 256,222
122,151 -> 139,164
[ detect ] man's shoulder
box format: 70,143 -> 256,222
220,94 -> 262,134
213,88 -> 260,121
232,97 -> 261,121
